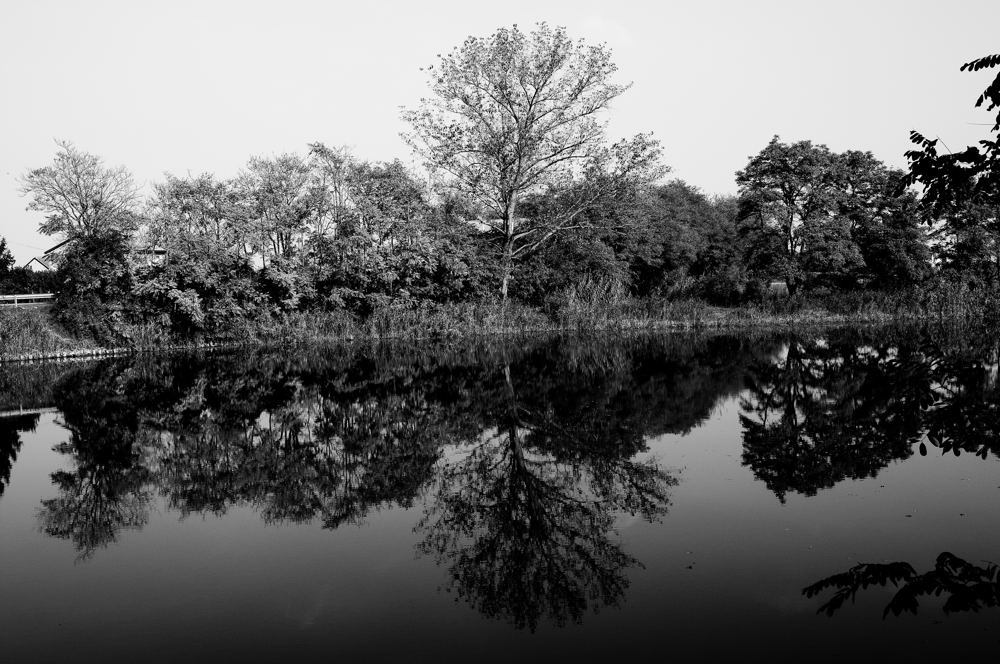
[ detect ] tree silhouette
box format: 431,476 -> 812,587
804,552 -> 1000,618
38,366 -> 153,559
417,361 -> 675,630
740,329 -> 1000,501
740,331 -> 934,500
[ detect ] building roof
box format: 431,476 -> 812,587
23,256 -> 54,271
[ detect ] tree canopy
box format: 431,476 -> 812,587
9,37 -> 1000,342
737,137 -> 928,292
19,140 -> 139,238
403,22 -> 665,298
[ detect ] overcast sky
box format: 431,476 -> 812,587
1,0 -> 998,261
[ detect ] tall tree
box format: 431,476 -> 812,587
402,23 -> 664,299
19,140 -> 139,238
736,137 -> 848,293
737,138 -> 927,292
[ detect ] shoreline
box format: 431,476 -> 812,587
0,306 -> 925,365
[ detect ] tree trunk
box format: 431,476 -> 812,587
785,216 -> 798,296
500,199 -> 516,305
500,238 -> 514,305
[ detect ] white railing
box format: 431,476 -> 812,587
0,293 -> 55,306
0,406 -> 59,419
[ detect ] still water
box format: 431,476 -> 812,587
1,328 -> 999,662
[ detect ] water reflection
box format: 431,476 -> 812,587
3,328 -> 1000,628
740,334 -> 927,501
804,552 -> 1000,617
38,368 -> 153,558
0,413 -> 37,496
16,336 -> 730,624
417,365 -> 675,630
740,329 -> 1000,500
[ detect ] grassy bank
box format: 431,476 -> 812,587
0,308 -> 87,359
3,283 -> 992,362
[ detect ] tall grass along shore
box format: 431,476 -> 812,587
2,279 -> 995,363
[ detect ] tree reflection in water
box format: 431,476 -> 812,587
804,552 -> 1000,617
36,366 -> 155,559
24,335 -> 729,621
417,363 -> 676,630
739,328 -> 1000,501
0,413 -> 38,497
10,328 -> 1000,623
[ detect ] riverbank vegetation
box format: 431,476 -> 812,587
3,25 -> 999,357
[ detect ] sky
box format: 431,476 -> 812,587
1,0 -> 998,262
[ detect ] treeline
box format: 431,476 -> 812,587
10,138 -> 747,339
0,137 -> 963,343
5,27 -> 1000,343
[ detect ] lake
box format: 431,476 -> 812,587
1,327 -> 999,662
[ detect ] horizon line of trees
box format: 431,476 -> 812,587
3,24 -> 998,340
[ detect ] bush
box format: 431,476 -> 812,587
52,231 -> 133,343
132,240 -> 263,338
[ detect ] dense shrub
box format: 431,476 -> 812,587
52,231 -> 133,342
132,240 -> 263,338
